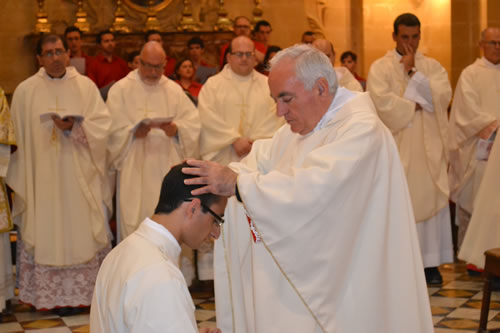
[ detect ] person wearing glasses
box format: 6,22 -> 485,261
367,13 -> 453,286
219,16 -> 266,68
6,34 -> 112,313
449,27 -> 500,259
107,41 -> 200,245
183,44 -> 433,333
90,163 -> 225,333
87,30 -> 129,100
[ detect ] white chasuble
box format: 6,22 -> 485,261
367,50 -> 452,223
6,67 -> 111,266
449,57 -> 500,213
458,137 -> 500,269
215,91 -> 433,333
107,71 -> 200,240
198,65 -> 284,165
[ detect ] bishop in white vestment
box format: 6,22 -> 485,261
107,42 -> 200,242
367,14 -> 453,282
184,44 -> 433,333
449,27 -> 500,246
6,35 -> 111,309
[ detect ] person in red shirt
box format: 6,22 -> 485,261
87,30 -> 129,99
340,51 -> 366,91
253,20 -> 272,54
145,30 -> 176,77
64,26 -> 92,75
174,58 -> 202,106
187,37 -> 217,84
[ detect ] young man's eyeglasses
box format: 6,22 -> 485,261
184,199 -> 224,226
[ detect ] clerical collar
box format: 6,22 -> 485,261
312,87 -> 356,133
227,65 -> 253,81
481,56 -> 500,69
46,70 -> 67,80
143,217 -> 181,252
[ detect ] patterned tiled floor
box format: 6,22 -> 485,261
0,263 -> 498,332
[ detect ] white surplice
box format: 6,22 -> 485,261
214,88 -> 433,333
90,218 -> 198,333
458,137 -> 500,269
335,66 -> 363,92
449,57 -> 500,214
107,70 -> 200,241
367,49 -> 453,268
198,65 -> 284,166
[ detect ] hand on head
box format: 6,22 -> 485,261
182,159 -> 237,197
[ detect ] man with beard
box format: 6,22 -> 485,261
107,41 -> 200,245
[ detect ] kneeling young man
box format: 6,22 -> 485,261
90,162 -> 225,333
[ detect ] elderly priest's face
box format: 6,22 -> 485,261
37,39 -> 69,78
138,42 -> 166,86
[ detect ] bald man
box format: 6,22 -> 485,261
313,39 -> 363,92
449,27 -> 500,248
107,41 -> 201,244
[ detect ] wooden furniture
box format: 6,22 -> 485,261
478,248 -> 500,333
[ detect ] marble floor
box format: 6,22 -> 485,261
0,263 -> 498,332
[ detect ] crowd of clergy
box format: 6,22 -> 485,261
0,10 -> 497,333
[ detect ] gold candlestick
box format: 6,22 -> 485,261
252,0 -> 263,24
74,0 -> 90,32
145,0 -> 161,31
177,0 -> 199,31
214,0 -> 232,31
111,0 -> 130,33
35,0 -> 51,33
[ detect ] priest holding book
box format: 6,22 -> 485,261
6,34 -> 112,312
107,41 -> 200,243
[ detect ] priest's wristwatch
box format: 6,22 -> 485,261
408,67 -> 417,76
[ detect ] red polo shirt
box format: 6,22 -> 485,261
175,80 -> 202,98
87,54 -> 129,88
164,56 -> 176,77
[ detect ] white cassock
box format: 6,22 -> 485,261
6,67 -> 111,309
91,218 -> 198,333
214,88 -> 433,333
107,70 -> 200,242
335,66 -> 363,92
449,57 -> 500,242
367,49 -> 453,268
458,137 -> 500,269
198,65 -> 284,166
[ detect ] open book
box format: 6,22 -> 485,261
40,112 -> 84,124
476,130 -> 497,161
131,116 -> 174,133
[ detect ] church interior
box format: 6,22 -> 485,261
0,0 -> 499,332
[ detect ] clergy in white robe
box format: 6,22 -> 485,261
6,35 -> 111,309
458,136 -> 500,269
107,42 -> 200,242
449,27 -> 500,247
198,36 -> 284,166
90,163 -> 225,333
183,44 -> 433,333
367,14 -> 453,282
312,39 -> 364,92
0,87 -> 15,312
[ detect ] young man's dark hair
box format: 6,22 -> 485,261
154,162 -> 223,215
187,36 -> 204,49
127,50 -> 140,63
64,26 -> 82,38
145,29 -> 161,42
36,34 -> 68,56
254,20 -> 271,33
96,30 -> 113,44
393,13 -> 421,34
340,51 -> 357,63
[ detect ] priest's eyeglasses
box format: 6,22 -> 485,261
139,59 -> 166,71
41,49 -> 66,58
184,199 -> 225,226
485,40 -> 500,47
230,51 -> 255,59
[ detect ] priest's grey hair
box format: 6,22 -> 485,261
269,44 -> 338,94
